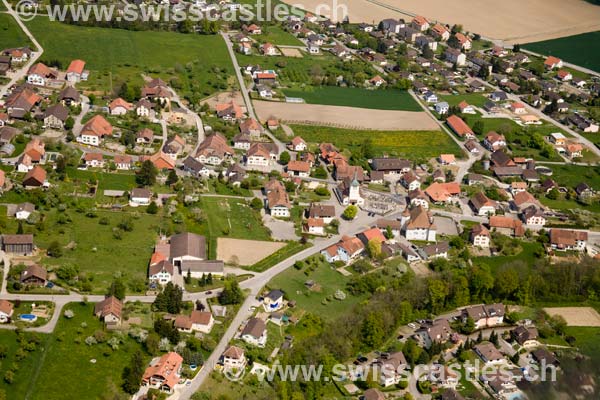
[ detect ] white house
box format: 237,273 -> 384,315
263,289 -> 284,312
402,206 -> 436,242
15,202 -> 35,220
130,188 -> 152,206
0,300 -> 14,323
148,260 -> 174,285
223,346 -> 247,370
435,102 -> 449,114
241,318 -> 268,347
175,311 -> 214,334
470,224 -> 490,248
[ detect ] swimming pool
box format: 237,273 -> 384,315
19,314 -> 37,322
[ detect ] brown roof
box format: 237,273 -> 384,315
489,216 -> 524,236
20,264 -> 47,282
195,133 -> 233,159
239,118 -> 263,134
82,115 -> 113,137
109,97 -> 132,111
67,59 -> 85,74
550,229 -> 588,247
142,352 -> 182,389
446,115 -> 473,137
242,317 -> 266,339
287,160 -> 310,173
0,300 -> 13,316
375,218 -> 402,231
169,232 -> 207,260
28,62 -> 56,77
23,166 -> 46,186
406,206 -> 435,230
44,104 -> 69,121
308,203 -> 335,218
94,296 -> 123,319
2,234 -> 33,245
190,310 -> 212,325
470,191 -> 496,211
83,152 -> 103,162
149,260 -> 174,276
471,223 -> 490,237
223,345 -> 245,359
267,184 -> 291,209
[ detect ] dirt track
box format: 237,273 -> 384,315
286,0 -> 600,43
253,101 -> 440,130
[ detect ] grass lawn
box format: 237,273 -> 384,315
253,25 -> 303,46
290,125 -> 462,159
282,86 -> 422,111
200,196 -> 271,259
0,330 -> 48,398
539,196 -> 600,213
543,163 -> 600,188
26,17 -> 235,100
268,258 -> 368,322
24,302 -> 148,400
564,327 -> 600,356
0,13 -> 31,49
65,167 -> 138,192
248,241 -> 311,272
524,31 -> 600,73
473,241 -> 543,271
5,207 -> 159,294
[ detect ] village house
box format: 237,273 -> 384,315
286,160 -> 311,178
246,143 -> 278,168
216,101 -> 244,121
43,104 -> 69,129
66,59 -> 87,82
511,325 -> 539,347
0,300 -> 14,323
78,115 -> 113,146
521,206 -> 546,227
239,118 -> 264,140
83,152 -> 105,168
411,15 -> 430,31
20,264 -> 47,287
512,191 -> 542,212
265,179 -> 291,217
474,343 -> 504,364
232,133 -> 252,150
470,192 -> 497,216
550,229 -> 588,252
148,260 -> 174,285
431,23 -> 450,41
222,346 -> 246,370
408,188 -> 429,209
27,63 -> 58,86
416,318 -> 452,348
130,188 -> 152,206
370,157 -> 411,178
135,99 -> 154,118
114,155 -> 133,170
288,136 -> 307,152
483,131 -> 506,151
242,318 -> 268,347
174,311 -> 214,334
454,32 -> 472,50
445,48 -> 466,66
308,203 -> 336,224
424,182 -> 461,204
400,170 -> 421,191
23,166 -> 47,189
458,101 -> 475,114
401,206 -> 436,242
142,152 -> 176,170
422,241 -> 450,260
261,43 -> 277,56
15,202 -> 35,220
163,135 -> 185,159
379,352 -> 408,387
5,87 -> 41,118
470,224 -> 491,248
462,303 -> 505,329
321,235 -> 365,264
183,157 -> 210,178
1,234 -> 34,255
108,98 -> 132,115
142,352 -> 183,393
544,56 -> 563,70
136,128 -> 154,144
490,215 -> 525,237
446,115 -> 475,139
59,86 -> 80,107
94,296 -> 123,327
195,133 -> 233,165
263,289 -> 284,312
435,102 -> 449,114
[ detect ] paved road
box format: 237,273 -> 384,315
0,1 -> 44,98
220,32 -> 285,152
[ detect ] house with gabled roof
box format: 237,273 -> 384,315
470,224 -> 490,248
142,352 -> 183,393
66,59 -> 87,82
0,300 -> 14,323
446,115 -> 474,138
550,229 -> 587,252
470,192 -> 497,216
78,115 -> 113,146
94,296 -> 123,326
109,98 -> 132,115
27,62 -> 58,86
401,206 -> 436,242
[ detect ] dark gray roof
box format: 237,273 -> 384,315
170,232 -> 206,260
242,317 -> 266,339
370,158 -> 410,171
181,259 -> 223,274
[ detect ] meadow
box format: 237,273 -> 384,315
289,125 -> 463,159
524,30 -> 600,73
0,13 -> 31,49
253,25 -> 303,46
282,86 -> 422,111
25,17 -> 235,101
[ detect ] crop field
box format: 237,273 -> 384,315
0,13 -> 31,49
282,86 -> 421,111
26,17 -> 235,99
524,31 -> 600,73
289,125 -> 463,159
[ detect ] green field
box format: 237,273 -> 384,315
0,13 -> 30,49
24,302 -> 147,400
282,86 -> 422,111
290,125 -> 463,159
268,257 -> 368,322
199,196 -> 271,259
524,31 -> 600,73
26,17 -> 234,100
0,330 -> 48,398
543,163 -> 600,188
253,25 -> 303,46
440,93 -> 489,107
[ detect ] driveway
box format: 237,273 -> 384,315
262,215 -> 298,241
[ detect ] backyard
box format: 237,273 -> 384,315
282,86 -> 422,111
289,125 -> 463,159
25,17 -> 235,101
253,25 -> 304,46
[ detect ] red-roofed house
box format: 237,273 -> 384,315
357,227 -> 386,245
286,160 -> 311,177
446,115 -> 475,139
556,70 -> 572,82
78,115 -> 113,146
109,98 -> 132,115
66,59 -> 87,82
142,352 -> 183,393
411,15 -> 430,31
544,56 -> 562,70
27,63 -> 57,86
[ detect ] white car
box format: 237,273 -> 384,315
408,323 -> 417,329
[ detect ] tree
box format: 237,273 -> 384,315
153,282 -> 183,313
513,44 -> 521,52
473,120 -> 485,135
279,151 -> 290,165
342,205 -> 358,220
146,201 -> 158,214
218,279 -> 244,305
366,239 -> 382,260
250,197 -> 263,210
136,160 -> 158,186
64,116 -> 74,130
122,351 -> 145,394
384,225 -> 394,240
361,313 -> 385,349
546,188 -> 559,200
56,156 -> 67,175
166,170 -> 178,186
107,279 -> 126,300
47,241 -> 63,258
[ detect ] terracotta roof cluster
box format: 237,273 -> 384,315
489,216 -> 524,236
425,182 -> 461,203
216,101 -> 244,119
550,229 -> 588,248
142,352 -> 183,390
266,180 -> 290,209
81,115 -> 113,137
94,296 -> 123,319
195,133 -> 233,160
